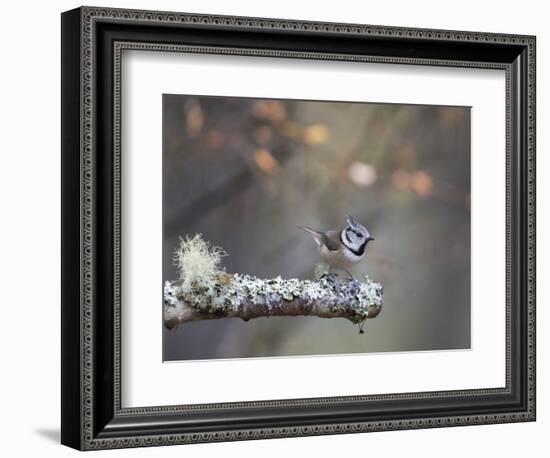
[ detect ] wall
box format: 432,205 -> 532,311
0,0 -> 545,456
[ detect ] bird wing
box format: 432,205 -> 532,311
322,230 -> 342,251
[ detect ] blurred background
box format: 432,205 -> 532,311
162,94 -> 471,361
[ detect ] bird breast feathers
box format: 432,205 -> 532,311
320,243 -> 364,268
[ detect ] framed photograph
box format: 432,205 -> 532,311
61,6 -> 536,450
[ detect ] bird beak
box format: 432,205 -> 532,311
368,237 -> 375,242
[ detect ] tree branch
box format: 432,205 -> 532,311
163,273 -> 383,330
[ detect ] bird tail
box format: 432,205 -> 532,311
298,226 -> 323,247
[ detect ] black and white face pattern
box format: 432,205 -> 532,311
341,215 -> 374,255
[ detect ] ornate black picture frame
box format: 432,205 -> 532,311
61,6 -> 536,450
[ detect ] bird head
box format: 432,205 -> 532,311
342,215 -> 374,253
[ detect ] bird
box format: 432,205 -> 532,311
299,215 -> 374,278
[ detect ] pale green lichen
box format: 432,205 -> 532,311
167,234 -> 384,324
173,233 -> 227,292
165,272 -> 383,323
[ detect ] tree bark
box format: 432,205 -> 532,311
163,273 -> 383,330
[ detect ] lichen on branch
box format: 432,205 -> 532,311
173,234 -> 227,291
164,234 -> 384,329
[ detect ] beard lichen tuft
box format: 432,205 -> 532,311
173,233 -> 227,291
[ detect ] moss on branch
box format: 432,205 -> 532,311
163,234 -> 384,330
